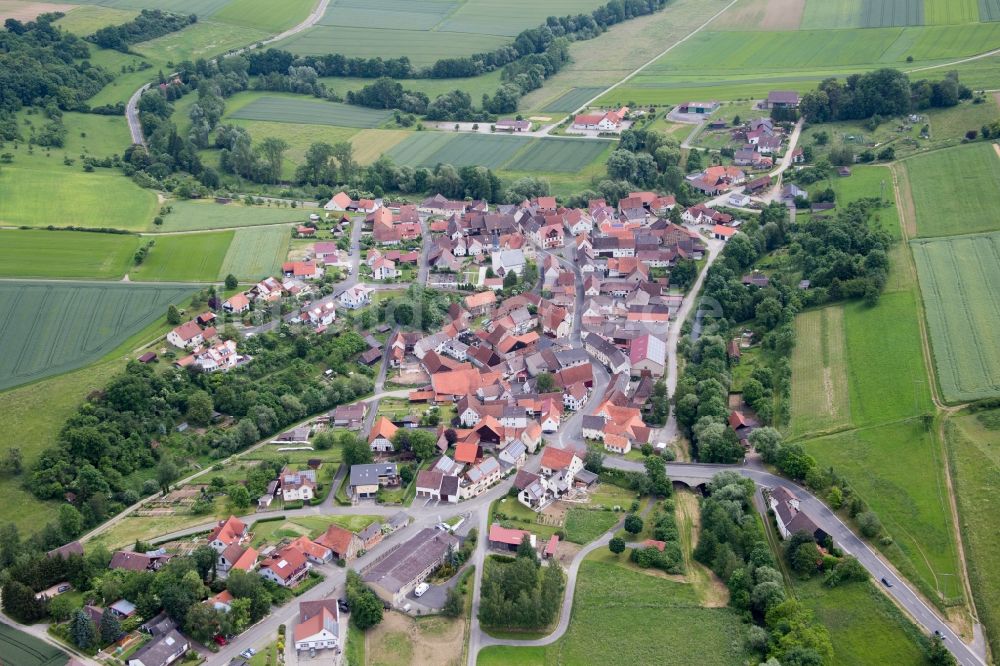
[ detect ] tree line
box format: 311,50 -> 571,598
86,10 -> 196,53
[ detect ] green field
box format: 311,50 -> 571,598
860,0 -> 924,27
912,232 -> 1000,402
229,95 -> 394,129
0,230 -> 140,280
218,226 -> 290,281
926,0 -> 981,24
55,5 -> 139,34
319,71 -> 505,103
387,132 -> 532,169
69,0 -> 234,15
212,0 -> 316,31
790,307 -> 852,437
478,557 -> 749,665
132,20 -> 269,64
504,138 -> 612,173
0,163 -> 157,231
982,0 -> 1000,22
801,0 -> 866,28
794,577 -> 929,665
563,509 -> 619,544
803,419 -> 963,604
276,27 -> 509,65
540,87 -> 606,112
904,143 -> 1000,238
0,281 -> 191,391
827,166 -> 900,237
130,232 -> 233,282
0,623 -> 67,666
946,410 -> 1000,658
160,200 -> 308,232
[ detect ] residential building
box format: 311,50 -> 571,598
127,629 -> 189,666
315,524 -> 363,561
350,463 -> 400,499
368,417 -> 398,452
362,528 -> 460,606
259,546 -> 310,588
488,524 -> 536,552
294,600 -> 340,653
208,516 -> 248,553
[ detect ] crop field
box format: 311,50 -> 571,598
54,5 -> 138,34
905,143 -> 1000,237
387,132 -> 532,169
503,138 -> 611,173
218,226 -> 290,281
228,95 -> 393,129
540,87 -> 606,113
0,281 -> 191,391
211,0 -> 315,31
710,0 -> 806,31
803,419 -> 963,603
70,0 -> 234,14
316,0 -> 457,31
794,577 -> 928,665
276,26 -> 510,64
982,0 -> 1000,22
946,410 -> 1000,658
790,307 -> 851,437
129,231 -> 233,282
437,0 -> 608,37
801,0 -> 866,28
0,230 -> 140,280
860,0 -> 924,27
912,232 -> 1000,402
349,129 -> 412,165
479,558 -> 750,665
160,200 -> 306,232
926,0 -> 980,24
319,71 -> 504,103
0,623 -> 67,666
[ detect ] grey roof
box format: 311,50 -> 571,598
129,629 -> 188,666
574,469 -> 598,485
440,474 -> 460,497
357,522 -> 382,542
388,511 -> 409,530
581,415 -> 607,431
350,463 -> 398,487
362,528 -> 459,595
499,440 -> 527,467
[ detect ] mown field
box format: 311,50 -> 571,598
218,226 -> 290,281
904,142 -> 1000,238
803,419 -> 963,604
794,577 -> 929,665
0,229 -> 140,280
0,623 -> 66,666
211,0 -> 316,31
129,231 -> 233,282
790,307 -> 851,437
0,281 -> 191,391
946,409 -> 1000,659
911,231 -> 1000,402
478,557 -> 750,666
159,200 -> 307,232
229,95 -> 394,129
54,5 -> 139,34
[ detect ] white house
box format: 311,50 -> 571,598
294,601 -> 339,653
372,257 -> 397,281
167,320 -> 206,349
340,285 -> 372,309
324,192 -> 352,211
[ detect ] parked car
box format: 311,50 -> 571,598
57,584 -> 71,593
414,582 -> 430,598
214,635 -> 227,646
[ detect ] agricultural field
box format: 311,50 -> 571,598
911,232 -> 1000,402
541,87 -> 606,113
926,0 -> 981,25
803,419 -> 963,604
0,623 -> 67,666
981,0 -> 1000,22
0,229 -> 140,280
129,231 -> 233,282
69,0 -> 234,15
159,200 -> 307,232
790,307 -> 851,437
387,132 -> 532,170
794,577 -> 929,665
0,281 -> 191,391
709,0 -> 806,31
319,70 -> 504,104
904,142 -> 1000,237
218,226 -> 290,281
53,5 -> 139,34
946,409 -> 1000,658
211,0 -> 316,32
503,138 -> 612,173
228,95 -> 394,129
826,166 -> 900,237
478,557 -> 750,665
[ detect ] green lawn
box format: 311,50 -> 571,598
905,142 -> 1000,238
946,409 -> 1000,659
159,200 -> 308,232
794,577 -> 929,665
489,497 -> 561,541
563,509 -> 619,545
217,226 -> 290,281
803,420 -> 963,605
0,230 -> 140,279
55,6 -> 139,35
479,556 -> 750,665
129,231 -> 234,282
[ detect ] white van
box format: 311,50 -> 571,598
414,582 -> 430,598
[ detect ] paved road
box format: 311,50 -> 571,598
125,0 -> 332,145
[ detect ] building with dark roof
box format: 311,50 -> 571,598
362,528 -> 459,606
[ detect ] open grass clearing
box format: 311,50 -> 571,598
131,19 -> 268,65
0,229 -> 140,280
946,409 -> 1000,658
503,138 -> 611,173
563,508 -> 618,544
803,419 -> 963,604
229,95 -> 393,129
218,226 -> 290,281
0,281 -> 191,391
801,0 -> 866,28
69,0 -> 233,15
479,556 -> 750,665
790,306 -> 852,437
905,142 -> 1000,237
129,231 -> 232,282
160,199 -> 306,232
54,4 -> 138,34
911,232 -> 1000,402
794,576 -> 929,665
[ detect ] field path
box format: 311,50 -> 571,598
126,0 -> 333,146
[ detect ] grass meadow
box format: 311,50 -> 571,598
160,199 -> 307,232
478,557 -> 750,665
0,230 -> 140,280
211,0 -> 316,31
946,410 -> 1000,658
504,138 -> 612,173
54,5 -> 139,35
387,132 -> 532,169
563,509 -> 619,544
790,307 -> 851,437
218,226 -> 290,281
229,95 -> 394,129
803,420 -> 963,604
129,231 -> 233,282
794,577 -> 929,665
904,142 -> 1000,238
0,281 -> 191,391
911,232 -> 1000,402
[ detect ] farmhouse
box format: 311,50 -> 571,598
324,192 -> 353,211
340,284 -> 372,309
496,119 -> 531,132
765,90 -> 800,109
572,107 -> 628,131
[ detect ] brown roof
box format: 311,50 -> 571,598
315,524 -> 356,557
